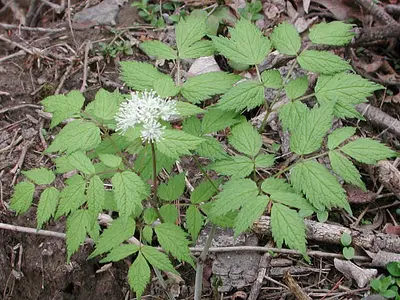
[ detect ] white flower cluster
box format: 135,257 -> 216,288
115,90 -> 177,143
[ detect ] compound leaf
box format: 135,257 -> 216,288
158,173 -> 186,201
196,136 -> 229,160
56,174 -> 86,218
229,121 -> 262,157
255,154 -> 275,168
99,153 -> 122,168
270,22 -> 301,55
120,61 -> 163,91
10,181 -> 35,214
154,74 -> 180,98
22,167 -> 55,185
201,109 -> 239,134
186,205 -> 204,241
279,101 -> 308,132
190,178 -> 222,204
175,102 -> 205,117
234,195 -> 268,237
37,187 -> 59,229
176,14 -> 207,57
160,204 -> 178,224
67,151 -> 95,175
85,89 -> 124,123
86,175 -> 105,216
208,156 -> 254,178
261,69 -> 282,88
66,209 -> 90,262
328,127 -> 356,150
100,244 -> 140,263
284,76 -> 308,100
140,40 -> 177,60
134,146 -> 175,181
142,245 -> 177,274
179,40 -> 215,59
261,177 -> 295,194
297,50 -> 351,74
128,253 -> 150,299
309,21 -> 355,46
156,129 -> 204,159
270,192 -> 315,212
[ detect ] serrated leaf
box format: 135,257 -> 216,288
41,90 -> 84,128
208,156 -> 254,178
196,136 -> 229,160
211,179 -> 259,216
54,155 -> 75,174
128,253 -> 150,299
290,160 -> 351,212
309,21 -> 355,46
284,76 -> 308,100
182,116 -> 201,136
46,120 -> 101,154
175,102 -> 205,117
55,174 -> 86,218
201,109 -> 239,134
155,223 -> 194,265
85,89 -> 124,123
339,138 -> 397,164
261,178 -> 295,194
103,191 -> 118,211
217,80 -> 265,112
93,162 -> 118,180
89,217 -> 136,258
134,146 -> 175,180
142,225 -> 153,243
154,74 -> 180,98
328,127 -> 356,150
92,133 -> 130,158
100,244 -> 140,263
156,129 -> 203,159
297,50 -> 351,74
270,22 -> 301,55
143,208 -> 158,224
255,154 -> 275,168
290,105 -> 333,155
87,175 -> 105,215
234,195 -> 268,237
66,209 -> 90,262
142,245 -> 178,274
112,171 -> 147,220
270,203 -> 308,258
176,14 -> 207,57
229,121 -> 262,157
270,192 -> 315,212
186,205 -> 203,241
37,187 -> 59,229
158,173 -> 185,201
279,101 -> 308,132
261,69 -> 282,88
315,73 -> 383,118
99,153 -> 122,168
159,204 -> 178,223
329,150 -> 366,190
10,181 -> 35,214
140,40 -> 177,60
211,18 -> 271,65
22,167 -> 55,185
67,151 -> 95,174
190,178 -> 222,204
120,61 -> 163,91
179,40 -> 215,59
181,72 -> 240,104
201,202 -> 237,228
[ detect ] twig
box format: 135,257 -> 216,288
66,0 -> 77,46
0,104 -> 42,114
39,0 -> 65,13
0,35 -> 40,55
1,0 -> 25,24
80,41 -> 92,93
55,63 -> 74,94
0,136 -> 22,154
355,0 -> 397,25
0,23 -> 66,32
283,271 -> 312,300
0,49 -> 26,63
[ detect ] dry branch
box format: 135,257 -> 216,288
355,0 -> 398,25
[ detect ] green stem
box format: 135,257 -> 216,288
176,58 -> 181,86
294,93 -> 315,102
255,64 -> 262,83
150,142 -> 164,222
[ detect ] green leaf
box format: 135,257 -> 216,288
100,244 -> 140,263
208,156 -> 254,178
155,223 -> 194,265
37,187 -> 59,229
229,121 -> 262,157
329,150 -> 366,191
176,14 -> 207,57
67,151 -> 95,174
339,138 -> 397,164
158,173 -> 186,201
270,192 -> 315,212
328,127 -> 356,150
154,74 -> 180,98
278,101 -> 308,132
179,40 -> 215,59
270,22 -> 301,55
143,208 -> 158,224
89,217 -> 136,258
99,153 -> 122,168
182,116 -> 201,136
112,171 -> 147,220
128,253 -> 150,299
284,76 -> 308,100
270,203 -> 308,258
46,120 -> 101,154
86,175 -> 105,215
159,204 -> 178,223
175,102 -> 205,117
201,109 -> 239,134
55,174 -> 86,218
387,262 -> 400,277
297,50 -> 351,74
217,80 -> 265,112
196,137 -> 229,160
120,61 -> 163,91
315,73 -> 383,118
135,146 -> 175,180
186,205 -> 204,241
10,181 -> 35,214
140,40 -> 177,59
190,178 -> 222,204
290,105 -> 333,155
211,18 -> 271,65
41,90 -> 84,128
290,160 -> 351,212
142,245 -> 177,274
66,209 -> 90,262
261,177 -> 295,194
103,191 -> 118,211
142,225 -> 153,243
261,69 -> 282,88
211,179 -> 259,216
316,210 -> 328,222
340,232 -> 352,246
234,195 -> 268,237
309,21 -> 355,46
92,133 -> 130,158
156,129 -> 204,159
54,155 -> 75,174
181,72 -> 240,104
22,168 -> 55,185
342,247 -> 355,260
85,89 -> 124,123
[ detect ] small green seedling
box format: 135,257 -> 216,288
340,232 -> 355,260
370,262 -> 400,299
238,1 -> 263,21
99,40 -> 133,58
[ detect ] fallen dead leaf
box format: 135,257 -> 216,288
311,0 -> 365,21
344,185 -> 377,204
383,224 -> 400,236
